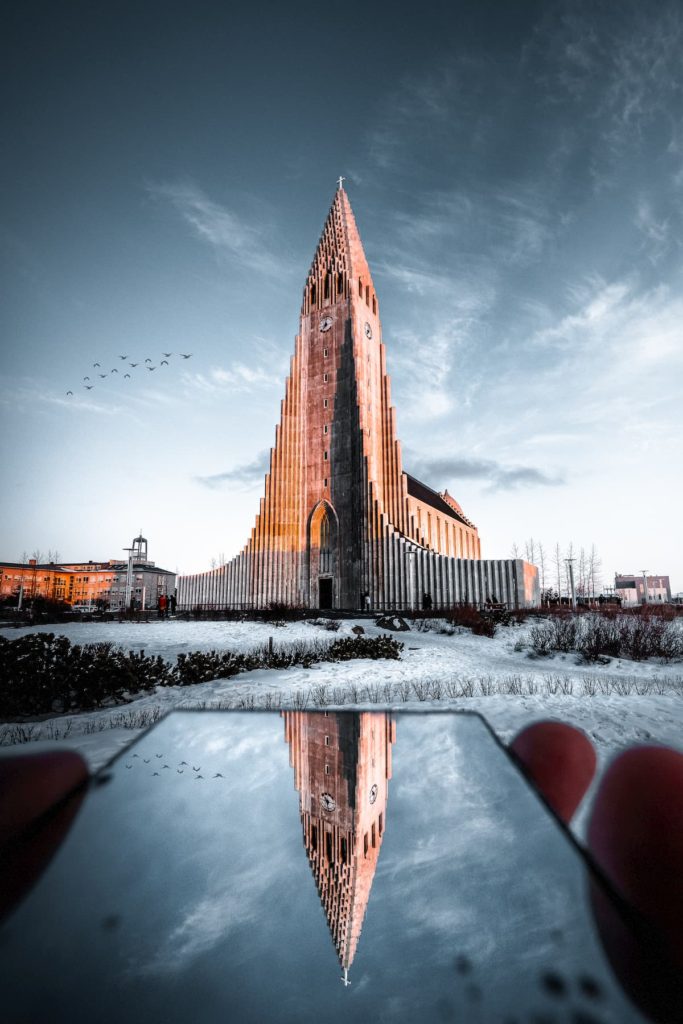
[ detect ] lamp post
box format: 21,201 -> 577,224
565,558 -> 576,610
640,569 -> 649,605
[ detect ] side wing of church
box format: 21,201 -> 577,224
178,185 -> 539,610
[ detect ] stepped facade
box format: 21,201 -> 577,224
178,185 -> 539,610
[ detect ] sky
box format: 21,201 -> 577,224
1,0 -> 682,590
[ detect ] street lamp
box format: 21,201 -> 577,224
640,569 -> 649,605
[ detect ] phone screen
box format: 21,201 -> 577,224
0,711 -> 659,1022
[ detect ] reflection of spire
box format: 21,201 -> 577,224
283,711 -> 395,980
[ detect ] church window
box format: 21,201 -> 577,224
311,825 -> 318,850
371,823 -> 376,847
323,424 -> 328,434
372,295 -> 377,314
323,478 -> 327,488
341,837 -> 348,864
363,833 -> 369,857
323,373 -> 328,382
323,348 -> 328,358
358,277 -> 362,296
337,272 -> 344,294
323,450 -> 328,461
324,272 -> 331,300
326,832 -> 333,862
310,283 -> 316,305
324,735 -> 330,745
365,285 -> 370,305
379,812 -> 384,836
324,763 -> 330,774
323,398 -> 328,408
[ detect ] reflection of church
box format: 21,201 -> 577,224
283,711 -> 395,983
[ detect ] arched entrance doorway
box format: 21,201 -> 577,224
307,501 -> 339,609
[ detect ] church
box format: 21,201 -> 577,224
177,184 -> 539,610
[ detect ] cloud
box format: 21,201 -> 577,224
147,181 -> 286,275
407,452 -> 564,492
195,450 -> 269,489
183,363 -> 282,395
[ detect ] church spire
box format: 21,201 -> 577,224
302,183 -> 376,317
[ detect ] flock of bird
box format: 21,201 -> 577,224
122,752 -> 223,779
65,351 -> 193,395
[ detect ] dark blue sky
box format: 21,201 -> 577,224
2,1 -> 681,587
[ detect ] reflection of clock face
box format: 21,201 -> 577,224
364,322 -> 372,339
320,792 -> 336,812
369,784 -> 378,804
320,316 -> 333,333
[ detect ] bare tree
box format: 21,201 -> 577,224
31,548 -> 45,564
537,542 -> 547,595
511,542 -> 520,558
218,551 -> 227,567
577,547 -> 587,598
209,557 -> 217,570
47,548 -> 61,564
588,543 -> 602,599
553,543 -> 563,600
524,537 -> 537,564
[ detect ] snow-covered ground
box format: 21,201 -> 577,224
2,617 -> 682,783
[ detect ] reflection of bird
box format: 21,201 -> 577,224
111,368 -> 118,374
160,360 -> 169,365
124,373 -> 131,378
133,754 -> 139,758
192,766 -> 201,772
155,754 -> 163,758
145,358 -> 152,363
177,769 -> 184,774
213,773 -> 223,778
143,759 -> 150,764
93,362 -> 101,367
180,353 -> 193,359
129,362 -> 139,367
66,390 -> 73,396
126,764 -> 132,769
84,385 -> 94,390
179,761 -> 187,766
162,765 -> 170,769
162,352 -> 172,357
99,373 -> 107,378
119,354 -> 128,360
152,772 -> 160,777
83,376 -> 90,381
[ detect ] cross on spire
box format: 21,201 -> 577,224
337,175 -> 345,191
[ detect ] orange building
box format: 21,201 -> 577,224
179,184 -> 539,610
284,711 -> 395,983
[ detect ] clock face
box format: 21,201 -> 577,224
320,316 -> 333,333
320,792 -> 336,812
369,784 -> 378,804
364,322 -> 372,339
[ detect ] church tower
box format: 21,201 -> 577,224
283,711 -> 395,982
178,184 -> 540,610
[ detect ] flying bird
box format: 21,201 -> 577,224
93,362 -> 101,368
145,358 -> 152,363
147,365 -> 156,371
84,385 -> 94,390
162,352 -> 172,357
129,362 -> 139,367
124,373 -> 131,379
179,761 -> 188,766
119,355 -> 128,360
83,376 -> 90,381
213,773 -> 223,778
180,353 -> 193,359
152,772 -> 160,777
99,373 -> 108,379
195,775 -> 204,780
192,766 -> 201,772
126,764 -> 132,769
160,360 -> 169,365
66,390 -> 73,396
177,769 -> 184,774
143,759 -> 150,764
111,368 -> 118,374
